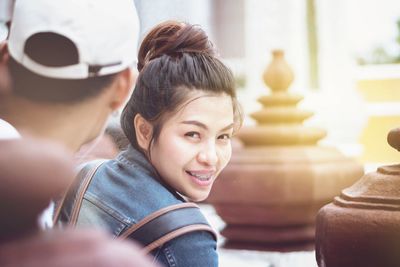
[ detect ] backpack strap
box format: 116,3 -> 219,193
120,202 -> 217,254
53,159 -> 107,226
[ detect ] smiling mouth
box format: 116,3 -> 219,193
185,171 -> 214,183
186,171 -> 213,181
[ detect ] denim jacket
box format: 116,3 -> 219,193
58,146 -> 218,267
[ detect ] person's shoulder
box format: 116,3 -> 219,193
86,156 -> 183,222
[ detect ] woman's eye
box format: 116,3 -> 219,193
185,132 -> 200,139
218,134 -> 231,140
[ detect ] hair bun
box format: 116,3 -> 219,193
137,21 -> 215,71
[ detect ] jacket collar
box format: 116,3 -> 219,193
117,145 -> 185,201
118,145 -> 157,176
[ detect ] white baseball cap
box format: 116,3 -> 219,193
8,0 -> 139,79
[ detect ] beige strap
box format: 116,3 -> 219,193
53,160 -> 106,226
120,202 -> 217,254
120,202 -> 199,239
142,224 -> 216,254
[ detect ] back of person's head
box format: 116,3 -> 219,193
121,20 -> 242,153
6,0 -> 139,103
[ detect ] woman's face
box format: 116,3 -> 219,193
149,91 -> 234,202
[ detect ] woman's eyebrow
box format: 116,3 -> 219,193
181,120 -> 208,130
180,121 -> 234,132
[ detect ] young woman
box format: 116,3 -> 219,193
56,21 -> 242,267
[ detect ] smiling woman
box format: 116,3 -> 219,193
55,20 -> 242,267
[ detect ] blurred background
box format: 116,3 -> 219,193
134,0 -> 400,166
131,3 -> 400,265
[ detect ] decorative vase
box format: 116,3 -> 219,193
208,50 -> 364,251
315,128 -> 400,267
263,50 -> 294,92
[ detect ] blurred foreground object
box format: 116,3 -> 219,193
0,138 -> 74,240
316,127 -> 400,267
0,138 -> 158,267
208,50 -> 364,250
0,229 -> 158,267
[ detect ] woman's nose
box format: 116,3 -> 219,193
197,141 -> 218,166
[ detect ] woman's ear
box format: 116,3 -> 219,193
134,114 -> 153,151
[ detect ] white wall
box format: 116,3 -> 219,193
134,0 -> 212,42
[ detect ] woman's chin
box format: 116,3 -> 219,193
186,193 -> 209,203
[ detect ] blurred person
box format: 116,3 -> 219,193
0,0 -> 138,152
0,0 -> 158,266
0,0 -> 139,227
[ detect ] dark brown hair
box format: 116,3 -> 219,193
121,21 -> 242,153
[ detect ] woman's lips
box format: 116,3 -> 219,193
186,170 -> 215,186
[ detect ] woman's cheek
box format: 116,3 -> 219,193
219,145 -> 232,169
164,134 -> 187,154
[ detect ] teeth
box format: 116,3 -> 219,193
187,171 -> 212,181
